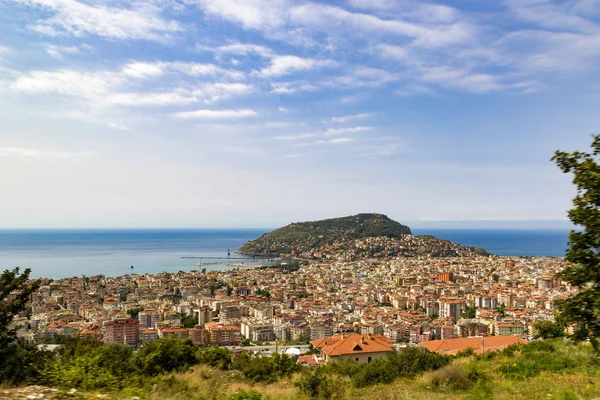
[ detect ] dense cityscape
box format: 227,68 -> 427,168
15,235 -> 568,362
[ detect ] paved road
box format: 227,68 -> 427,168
226,345 -> 310,354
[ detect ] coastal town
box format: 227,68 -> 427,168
12,235 -> 569,363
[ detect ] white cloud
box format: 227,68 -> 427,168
0,146 -> 94,160
45,44 -> 82,58
270,81 -> 318,93
290,3 -> 474,48
258,55 -> 337,77
346,0 -> 397,11
296,137 -> 356,146
106,90 -> 198,106
17,0 -> 182,41
191,0 -> 287,30
121,62 -> 165,78
274,133 -> 317,140
121,61 -> 244,80
325,126 -> 373,135
331,112 -> 372,123
278,106 -> 288,112
504,0 -> 600,34
10,69 -> 119,98
331,67 -> 399,88
107,83 -> 252,107
199,42 -> 275,58
172,108 -> 258,120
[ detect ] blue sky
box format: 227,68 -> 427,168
0,0 -> 599,228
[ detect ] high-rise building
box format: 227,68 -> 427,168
103,319 -> 139,347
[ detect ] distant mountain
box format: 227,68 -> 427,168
237,213 -> 412,255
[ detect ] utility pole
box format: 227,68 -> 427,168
481,335 -> 485,355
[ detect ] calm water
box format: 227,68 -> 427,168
0,229 -> 570,279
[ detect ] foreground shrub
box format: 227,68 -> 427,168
297,367 -> 346,399
0,340 -> 53,385
387,348 -> 451,378
231,352 -> 298,383
351,359 -> 396,388
497,352 -> 576,380
429,365 -> 486,391
133,338 -> 199,376
330,348 -> 452,388
197,346 -> 232,370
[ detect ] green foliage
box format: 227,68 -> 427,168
197,346 -> 232,370
297,367 -> 346,399
126,307 -> 144,319
497,350 -> 576,380
455,347 -> 476,358
255,288 -> 271,298
230,352 -> 299,383
133,338 -> 199,376
495,303 -> 506,317
0,267 -> 41,384
0,339 -> 52,385
429,365 -> 485,391
180,313 -> 199,328
321,348 -> 450,389
351,358 -> 397,388
553,135 -> 600,349
462,305 -> 477,319
238,213 -> 412,255
228,389 -> 264,400
534,319 -> 566,339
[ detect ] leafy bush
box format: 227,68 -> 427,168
326,348 -> 451,388
351,359 -> 397,388
231,352 -> 298,383
320,359 -> 363,377
455,347 -> 475,358
0,339 -> 52,385
133,338 -> 199,376
522,341 -> 556,353
497,352 -> 576,380
429,365 -> 474,391
297,367 -> 346,399
534,320 -> 565,339
197,346 -> 232,370
387,348 -> 451,378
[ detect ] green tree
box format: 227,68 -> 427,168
180,313 -> 198,328
462,305 -> 477,319
126,307 -> 144,319
0,268 -> 41,383
133,338 -> 199,376
533,319 -> 565,339
553,135 -> 600,349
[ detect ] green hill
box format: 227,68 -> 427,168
237,213 -> 412,255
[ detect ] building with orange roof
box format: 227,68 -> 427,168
297,354 -> 321,366
420,336 -> 527,355
311,333 -> 393,364
205,322 -> 241,345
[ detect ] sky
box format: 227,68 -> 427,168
0,0 -> 599,229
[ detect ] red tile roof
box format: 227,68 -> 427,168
420,336 -> 527,355
311,334 -> 393,356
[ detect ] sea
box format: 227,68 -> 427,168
0,229 -> 570,279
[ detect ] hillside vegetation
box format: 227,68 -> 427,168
237,213 -> 413,255
4,338 -> 599,400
